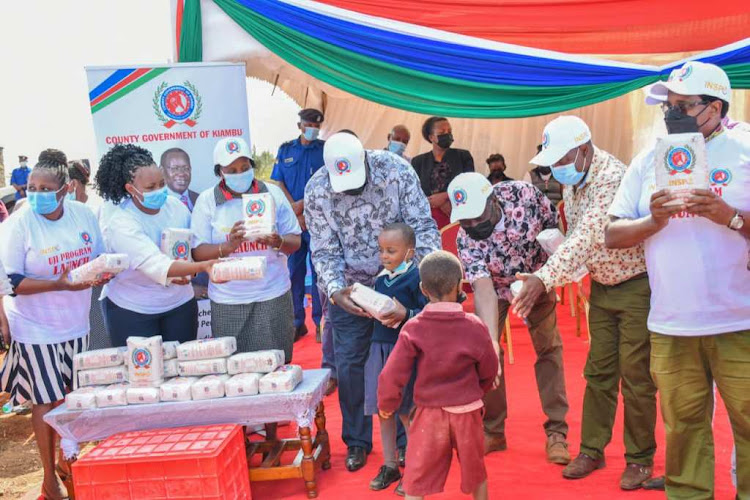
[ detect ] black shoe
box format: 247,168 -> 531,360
398,447 -> 406,468
315,325 -> 322,343
369,465 -> 400,490
294,324 -> 308,341
345,446 -> 367,472
395,480 -> 405,496
642,476 -> 665,491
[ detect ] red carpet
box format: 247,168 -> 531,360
251,297 -> 737,499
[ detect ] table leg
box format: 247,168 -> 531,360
315,402 -> 331,470
300,426 -> 317,498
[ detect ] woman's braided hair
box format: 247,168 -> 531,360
34,149 -> 69,188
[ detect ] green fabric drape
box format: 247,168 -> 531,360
179,0 -> 203,62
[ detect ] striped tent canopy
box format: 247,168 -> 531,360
174,0 -> 750,118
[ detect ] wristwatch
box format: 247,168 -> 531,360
728,211 -> 745,231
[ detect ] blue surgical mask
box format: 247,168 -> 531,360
387,140 -> 407,156
551,149 -> 586,186
134,186 -> 169,210
303,127 -> 320,141
66,191 -> 77,202
28,187 -> 65,215
223,168 -> 255,194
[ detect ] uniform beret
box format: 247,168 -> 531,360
298,108 -> 324,124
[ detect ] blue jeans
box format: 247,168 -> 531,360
288,231 -> 322,329
102,297 -> 198,348
319,288 -> 336,379
330,302 -> 373,451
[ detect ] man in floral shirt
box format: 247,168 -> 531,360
513,116 -> 655,490
450,172 -> 570,465
305,133 -> 440,472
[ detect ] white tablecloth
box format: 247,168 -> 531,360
45,368 -> 330,458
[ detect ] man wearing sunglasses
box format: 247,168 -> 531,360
606,61 -> 750,499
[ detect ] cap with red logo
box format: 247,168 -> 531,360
530,116 -> 591,167
645,61 -> 732,105
214,137 -> 251,167
324,132 -> 367,193
447,172 -> 493,223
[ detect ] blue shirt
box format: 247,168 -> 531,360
372,263 -> 429,344
271,138 -> 325,201
10,166 -> 30,200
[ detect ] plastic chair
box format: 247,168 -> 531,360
440,222 -> 515,364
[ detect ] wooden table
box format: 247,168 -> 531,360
45,369 -> 332,499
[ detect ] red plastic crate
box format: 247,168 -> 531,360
72,424 -> 251,500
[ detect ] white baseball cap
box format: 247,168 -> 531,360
448,172 -> 493,223
530,116 -> 591,166
645,61 -> 732,105
214,137 -> 251,167
324,132 -> 367,193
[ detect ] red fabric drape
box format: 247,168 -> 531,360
316,0 -> 750,54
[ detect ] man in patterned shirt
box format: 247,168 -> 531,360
449,172 -> 570,465
512,116 -> 655,490
305,132 -> 440,472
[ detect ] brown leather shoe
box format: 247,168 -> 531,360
620,463 -> 652,490
562,453 -> 605,479
325,378 -> 338,396
642,475 -> 665,491
546,432 -> 571,465
484,434 -> 507,455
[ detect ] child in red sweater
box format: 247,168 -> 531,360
378,250 -> 499,499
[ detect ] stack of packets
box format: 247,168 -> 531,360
350,283 -> 397,320
536,229 -> 588,282
211,256 -> 266,282
160,228 -> 192,283
66,338 -> 303,410
654,132 -> 709,205
69,253 -> 129,285
242,193 -> 276,240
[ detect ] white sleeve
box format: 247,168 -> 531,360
190,193 -> 215,248
0,217 -> 26,276
106,212 -> 172,286
608,158 -> 646,220
271,187 -> 302,236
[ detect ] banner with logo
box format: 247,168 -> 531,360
85,62 -> 250,197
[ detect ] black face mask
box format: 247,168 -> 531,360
537,166 -> 552,175
664,105 -> 709,135
436,133 -> 454,149
343,182 -> 366,196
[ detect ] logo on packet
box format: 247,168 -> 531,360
245,199 -> 266,218
172,240 -> 190,260
132,348 -> 152,370
664,146 -> 695,176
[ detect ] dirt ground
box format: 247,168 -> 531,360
0,393 -> 44,500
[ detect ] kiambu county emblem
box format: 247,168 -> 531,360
663,145 -> 695,176
153,81 -> 202,128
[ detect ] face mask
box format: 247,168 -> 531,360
537,166 -> 552,175
664,106 -> 708,135
66,192 -> 77,202
551,149 -> 586,186
134,186 -> 168,210
387,140 -> 407,156
465,219 -> 495,241
303,127 -> 320,141
28,187 -> 65,215
20,162 -> 28,167
436,133 -> 454,149
223,168 -> 255,193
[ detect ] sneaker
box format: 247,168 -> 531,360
562,453 -> 605,479
369,465 -> 401,491
546,432 -> 571,465
620,463 -> 652,490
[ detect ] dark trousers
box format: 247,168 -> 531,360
329,302 -> 374,451
102,297 -> 198,348
484,290 -> 569,438
580,275 -> 656,465
288,231 -> 322,329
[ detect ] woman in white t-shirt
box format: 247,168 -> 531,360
95,144 -> 217,347
192,138 -> 301,362
0,149 -> 106,500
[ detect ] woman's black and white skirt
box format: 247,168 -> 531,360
0,336 -> 87,405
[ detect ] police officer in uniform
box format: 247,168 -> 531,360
272,108 -> 325,341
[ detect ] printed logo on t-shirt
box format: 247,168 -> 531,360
710,168 -> 732,186
132,348 -> 152,369
80,231 -> 92,246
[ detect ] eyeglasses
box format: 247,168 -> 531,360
660,100 -> 709,114
165,165 -> 191,174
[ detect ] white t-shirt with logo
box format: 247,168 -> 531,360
0,200 -> 104,344
102,197 -> 193,314
609,128 -> 750,336
191,183 -> 301,305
